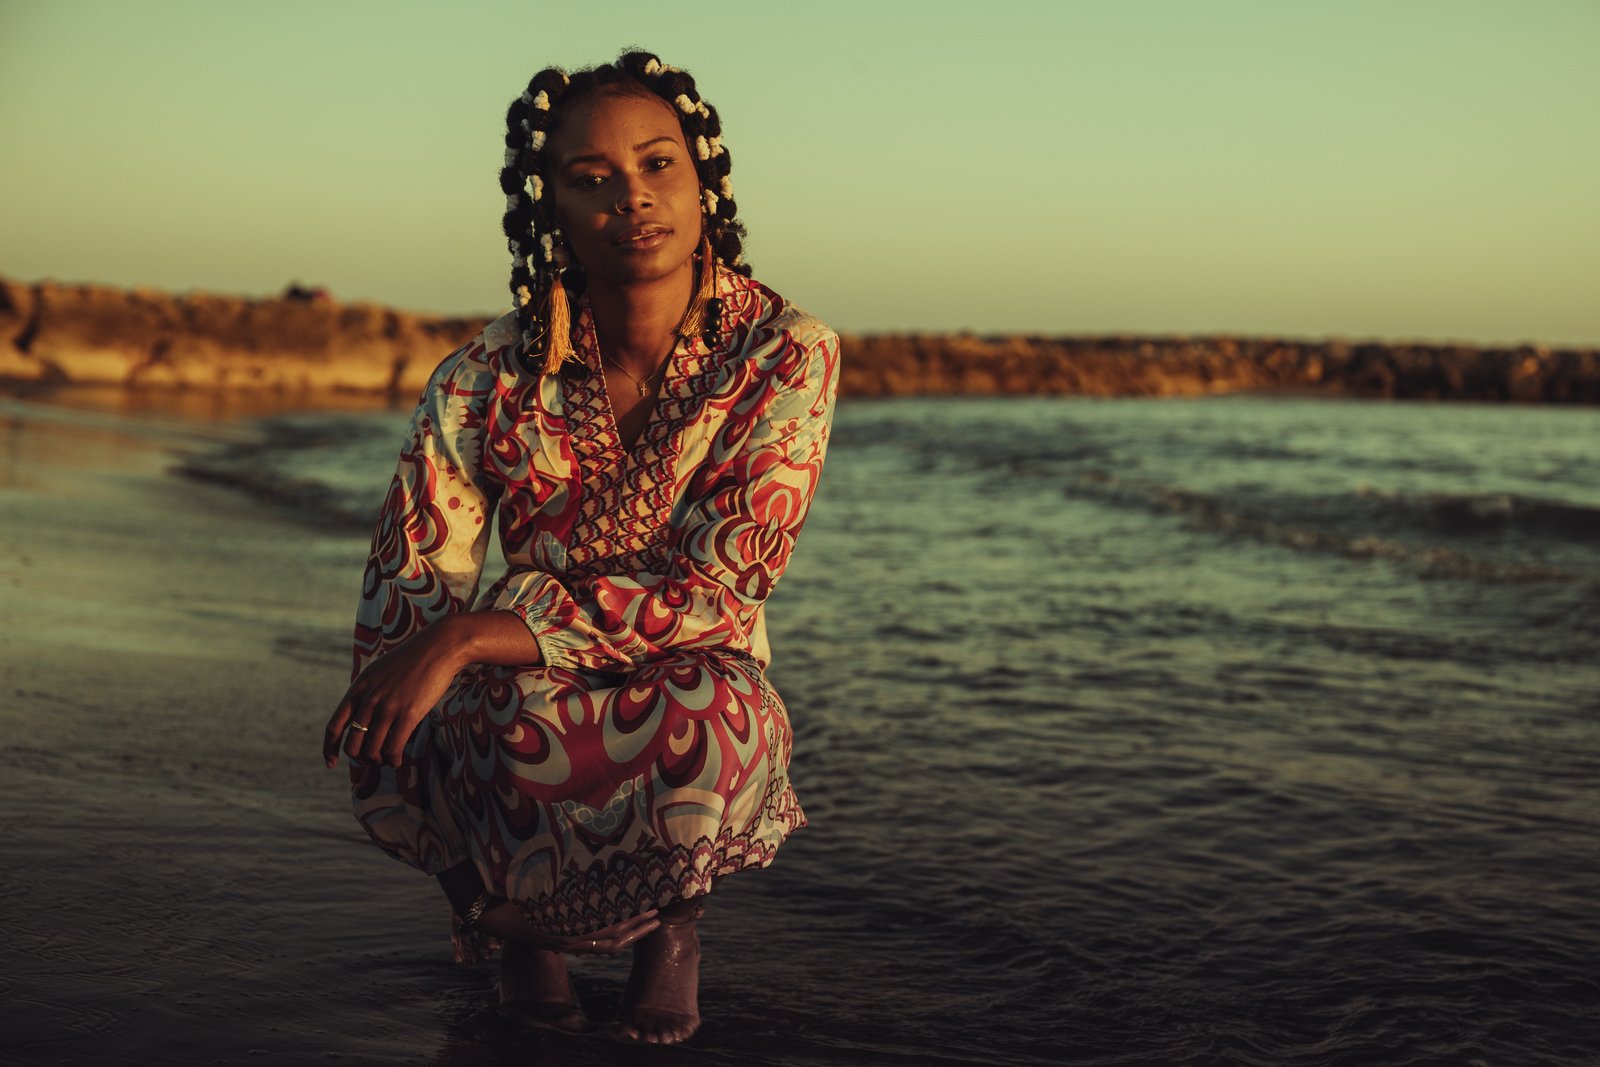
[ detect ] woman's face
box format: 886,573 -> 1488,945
546,90 -> 703,290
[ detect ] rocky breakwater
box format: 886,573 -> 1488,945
0,276 -> 486,397
3,276 -> 1595,403
838,333 -> 1600,403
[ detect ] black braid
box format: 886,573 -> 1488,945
500,67 -> 574,361
499,50 -> 753,367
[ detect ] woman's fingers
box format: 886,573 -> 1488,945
326,623 -> 474,770
366,691 -> 429,768
470,905 -> 664,955
327,686 -> 387,767
598,910 -> 662,951
340,692 -> 376,762
378,715 -> 413,768
323,694 -> 357,767
335,644 -> 461,769
602,912 -> 662,952
550,910 -> 662,955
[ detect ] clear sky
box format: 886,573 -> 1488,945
2,0 -> 1597,344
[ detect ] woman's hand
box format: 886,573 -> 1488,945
479,903 -> 662,955
323,617 -> 472,769
323,611 -> 545,769
532,910 -> 662,955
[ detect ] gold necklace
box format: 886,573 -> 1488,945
601,347 -> 673,397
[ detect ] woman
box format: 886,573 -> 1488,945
320,51 -> 838,1045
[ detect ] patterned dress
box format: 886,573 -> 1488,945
348,270 -> 838,957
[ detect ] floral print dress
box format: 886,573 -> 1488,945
347,270 -> 838,954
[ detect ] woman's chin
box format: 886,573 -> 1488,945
586,245 -> 697,290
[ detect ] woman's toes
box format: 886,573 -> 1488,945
608,1009 -> 699,1045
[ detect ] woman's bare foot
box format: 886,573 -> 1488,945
497,941 -> 591,1034
608,899 -> 704,1045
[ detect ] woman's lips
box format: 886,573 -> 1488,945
612,227 -> 670,252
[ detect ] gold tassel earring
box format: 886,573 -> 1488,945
678,235 -> 717,340
541,268 -> 574,376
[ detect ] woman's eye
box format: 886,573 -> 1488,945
647,156 -> 675,171
573,174 -> 606,189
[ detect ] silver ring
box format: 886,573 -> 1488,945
348,722 -> 371,733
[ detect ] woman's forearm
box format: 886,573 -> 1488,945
433,610 -> 545,670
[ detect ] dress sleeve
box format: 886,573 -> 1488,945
351,344 -> 500,679
495,325 -> 839,673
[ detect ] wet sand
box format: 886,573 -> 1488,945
0,396 -> 765,1066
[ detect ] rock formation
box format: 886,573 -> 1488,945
0,276 -> 482,396
2,276 -> 1594,403
836,332 -> 1599,403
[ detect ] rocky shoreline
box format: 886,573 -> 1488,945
3,276 -> 1595,403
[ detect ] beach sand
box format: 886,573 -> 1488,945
0,395 -> 738,1066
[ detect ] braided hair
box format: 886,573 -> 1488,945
499,50 -> 748,375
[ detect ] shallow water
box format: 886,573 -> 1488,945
6,392 -> 1599,1065
764,394 -> 1600,1067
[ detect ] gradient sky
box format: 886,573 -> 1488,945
2,0 -> 1596,344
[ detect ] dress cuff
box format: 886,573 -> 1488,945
491,570 -> 579,670
518,607 -> 569,668
511,603 -> 576,671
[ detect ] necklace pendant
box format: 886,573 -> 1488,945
636,380 -> 650,397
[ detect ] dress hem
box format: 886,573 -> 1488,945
450,813 -> 808,965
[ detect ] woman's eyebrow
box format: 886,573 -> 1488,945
561,137 -> 678,170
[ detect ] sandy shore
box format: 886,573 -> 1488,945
0,396 -> 735,1065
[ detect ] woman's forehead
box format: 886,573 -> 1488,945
551,91 -> 684,160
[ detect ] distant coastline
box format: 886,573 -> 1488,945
2,276 -> 1595,403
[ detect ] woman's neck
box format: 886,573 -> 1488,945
586,265 -> 694,374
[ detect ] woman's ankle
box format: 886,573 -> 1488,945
473,899 -> 534,941
436,861 -> 490,917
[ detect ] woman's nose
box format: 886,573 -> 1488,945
612,174 -> 654,215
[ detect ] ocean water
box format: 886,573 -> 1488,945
167,394 -> 1600,1063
